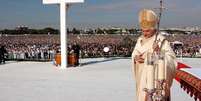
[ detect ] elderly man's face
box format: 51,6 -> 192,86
142,28 -> 156,38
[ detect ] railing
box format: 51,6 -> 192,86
176,70 -> 201,101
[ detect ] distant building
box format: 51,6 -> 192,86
15,26 -> 29,31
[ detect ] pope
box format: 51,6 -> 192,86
131,9 -> 177,101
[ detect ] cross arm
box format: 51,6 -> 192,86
43,0 -> 84,4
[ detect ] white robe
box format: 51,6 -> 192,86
131,33 -> 177,101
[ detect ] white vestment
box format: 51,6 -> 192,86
131,33 -> 177,101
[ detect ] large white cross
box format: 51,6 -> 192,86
43,0 -> 84,69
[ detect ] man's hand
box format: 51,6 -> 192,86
134,53 -> 145,63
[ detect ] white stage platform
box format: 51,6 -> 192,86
0,58 -> 194,101
181,68 -> 201,79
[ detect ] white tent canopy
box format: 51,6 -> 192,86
171,41 -> 184,45
160,31 -> 170,36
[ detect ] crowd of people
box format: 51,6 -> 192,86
68,34 -> 135,58
0,35 -> 60,61
167,34 -> 201,57
0,33 -> 201,62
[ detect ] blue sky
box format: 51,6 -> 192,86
0,0 -> 201,29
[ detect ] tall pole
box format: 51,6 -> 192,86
157,0 -> 164,32
60,2 -> 67,69
154,0 -> 165,42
